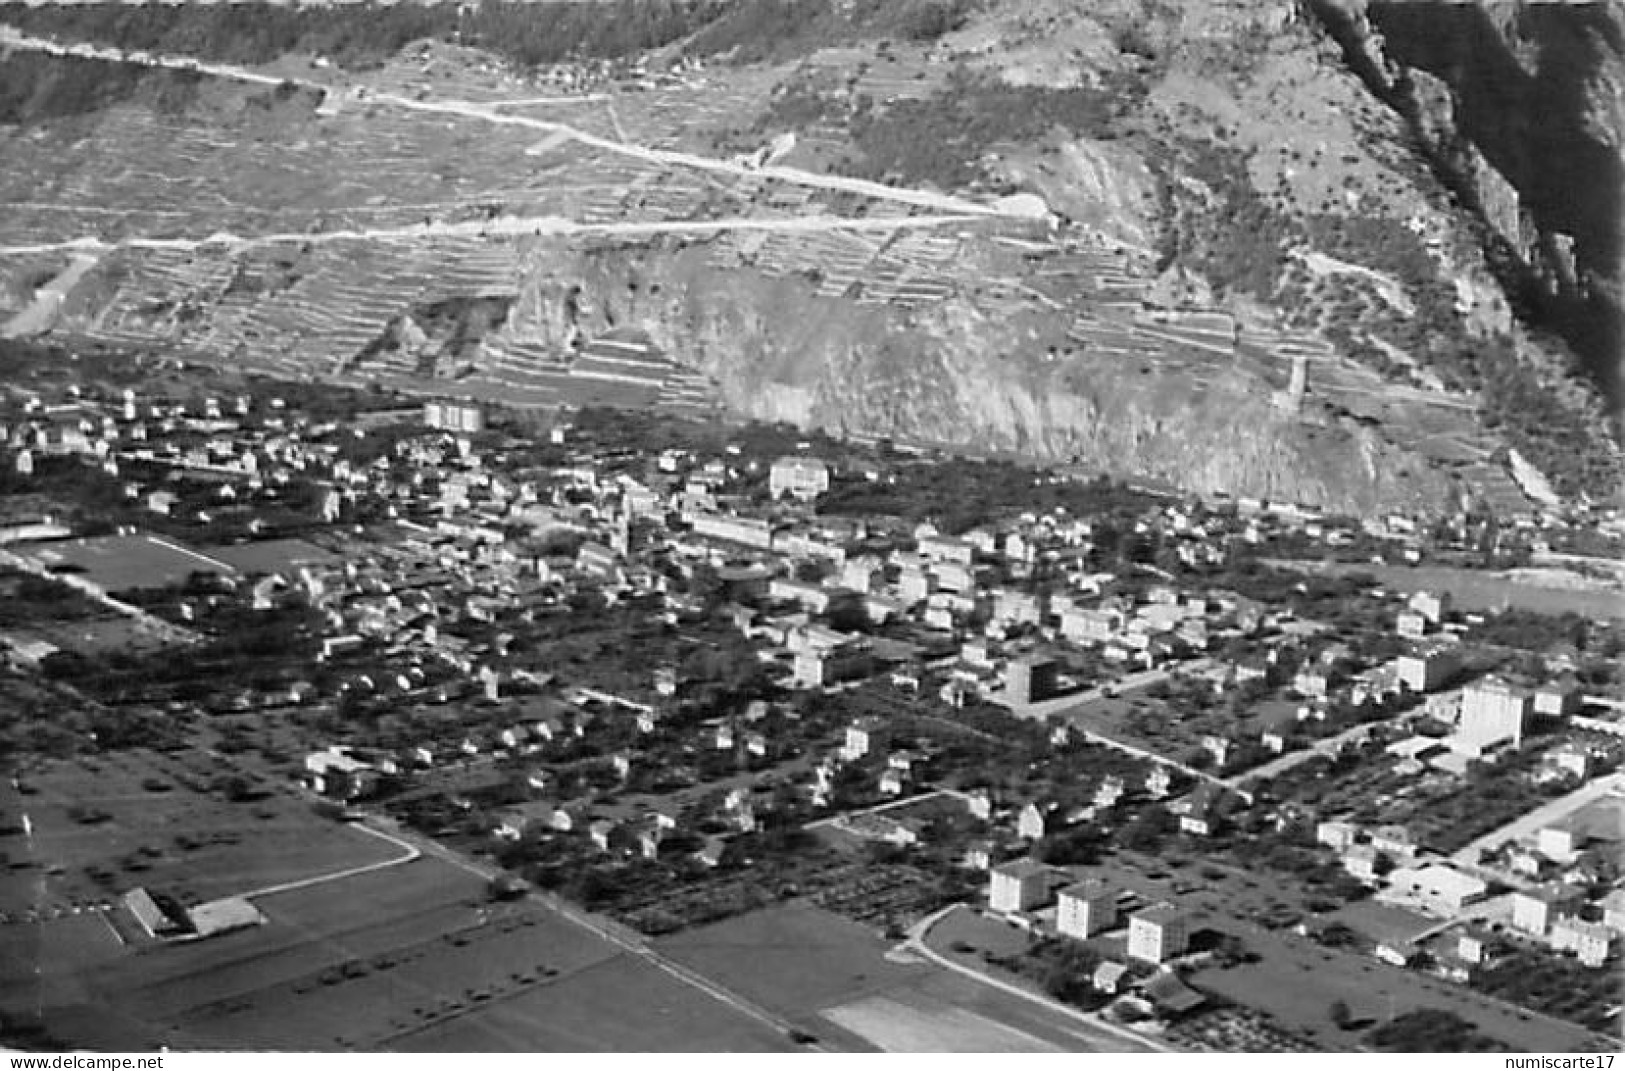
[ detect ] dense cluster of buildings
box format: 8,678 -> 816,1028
2,365 -> 1622,1025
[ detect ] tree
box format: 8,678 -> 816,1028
1328,1000 -> 1353,1030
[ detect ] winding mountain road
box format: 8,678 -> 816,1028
0,209 -> 993,257
0,23 -> 1031,229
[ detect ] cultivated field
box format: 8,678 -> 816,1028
0,613 -> 172,657
4,748 -> 401,917
823,994 -> 1064,1052
392,952 -> 795,1052
3,825 -> 818,1053
656,902 -> 1132,1052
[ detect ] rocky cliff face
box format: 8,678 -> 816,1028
1310,0 -> 1625,419
509,238 -> 1456,515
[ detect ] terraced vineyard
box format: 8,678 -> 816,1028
0,5 -> 1587,516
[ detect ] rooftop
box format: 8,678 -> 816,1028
993,858 -> 1049,880
1133,904 -> 1187,926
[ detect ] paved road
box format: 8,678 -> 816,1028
241,822 -> 420,901
1009,665 -> 1174,724
1004,661 -> 1246,799
0,210 -> 994,258
0,546 -> 197,645
905,904 -> 1170,1053
1449,771 -> 1625,868
362,814 -> 828,1051
1229,720 -> 1381,787
0,25 -> 1027,225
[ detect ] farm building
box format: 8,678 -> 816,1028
188,897 -> 266,938
123,887 -> 188,939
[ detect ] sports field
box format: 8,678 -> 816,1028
203,537 -> 339,576
16,533 -> 232,592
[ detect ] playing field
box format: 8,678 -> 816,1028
15,533 -> 232,592
202,538 -> 338,576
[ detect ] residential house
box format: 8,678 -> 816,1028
1018,801 -> 1052,841
1544,744 -> 1590,782
1538,822 -> 1581,864
1550,917 -> 1614,968
1375,940 -> 1421,968
961,841 -> 994,871
1533,680 -> 1581,719
693,836 -> 729,869
1369,825 -> 1419,863
1342,844 -> 1380,882
1092,960 -> 1130,995
963,790 -> 994,821
1602,889 -> 1625,934
1396,610 -> 1428,640
1408,591 -> 1450,624
1511,882 -> 1585,935
842,717 -> 887,762
1455,926 -> 1499,968
1093,776 -> 1125,810
1171,785 -> 1223,837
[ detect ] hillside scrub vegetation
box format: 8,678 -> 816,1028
0,0 -> 725,71
846,69 -> 1146,189
0,52 -> 196,123
0,0 -> 974,73
683,0 -> 977,64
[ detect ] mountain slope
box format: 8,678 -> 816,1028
0,0 -> 1617,513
